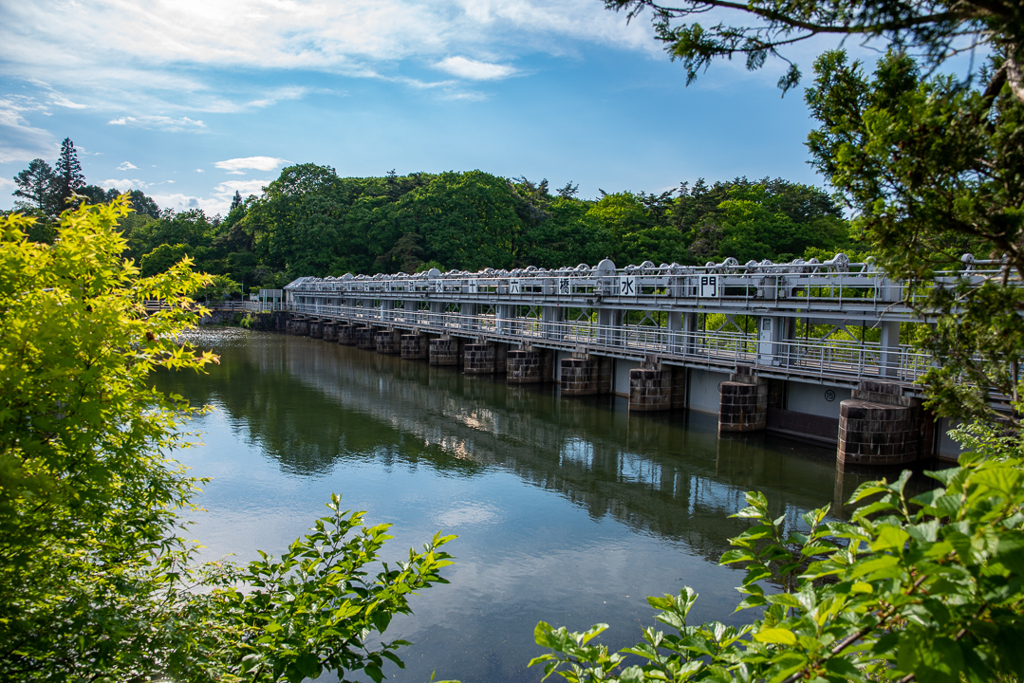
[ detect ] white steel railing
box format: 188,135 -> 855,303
279,254 -> 1022,320
285,302 -> 933,383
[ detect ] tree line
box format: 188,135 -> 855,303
11,146 -> 852,293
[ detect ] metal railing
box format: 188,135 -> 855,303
278,254 -> 1022,320
285,302 -> 933,384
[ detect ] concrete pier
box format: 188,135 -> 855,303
464,343 -> 496,374
322,321 -> 337,342
718,368 -> 768,433
628,359 -> 685,411
375,328 -> 401,355
354,326 -> 376,350
337,323 -> 356,346
507,347 -> 553,384
429,336 -> 463,366
837,381 -> 929,466
309,320 -> 324,339
401,333 -> 429,360
560,354 -> 612,396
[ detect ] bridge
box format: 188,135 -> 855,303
251,254 -> 1003,468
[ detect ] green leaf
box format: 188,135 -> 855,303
753,628 -> 797,645
294,652 -> 320,679
849,554 -> 900,580
870,524 -> 910,553
824,656 -> 863,681
721,549 -> 756,565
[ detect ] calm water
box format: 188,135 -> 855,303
158,328 -> 882,683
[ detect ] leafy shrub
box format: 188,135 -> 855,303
532,425 -> 1024,683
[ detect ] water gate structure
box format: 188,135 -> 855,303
255,254 -> 1006,467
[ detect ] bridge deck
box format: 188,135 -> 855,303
280,303 -> 931,389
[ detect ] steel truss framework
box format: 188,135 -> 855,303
254,254 -> 1015,390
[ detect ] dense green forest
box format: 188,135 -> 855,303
10,141 -> 853,294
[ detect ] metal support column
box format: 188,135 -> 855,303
880,321 -> 901,378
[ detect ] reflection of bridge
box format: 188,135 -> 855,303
172,334 -> 886,568
254,255 -> 990,466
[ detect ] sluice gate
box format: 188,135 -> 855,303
257,254 -> 1008,466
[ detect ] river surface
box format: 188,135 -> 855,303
158,328 -> 884,683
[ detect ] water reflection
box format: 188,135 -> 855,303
158,329 -> 908,683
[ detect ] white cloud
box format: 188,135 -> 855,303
244,86 -> 340,109
48,93 -> 88,109
0,0 -> 657,119
0,97 -> 57,163
117,160 -> 138,170
434,55 -> 517,80
107,115 -> 206,131
150,178 -> 270,216
0,177 -> 16,192
195,168 -> 204,173
214,156 -> 286,172
98,177 -> 150,191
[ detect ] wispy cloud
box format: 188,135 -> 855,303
107,115 -> 206,131
0,0 -> 657,121
150,179 -> 271,215
48,93 -> 88,109
117,161 -> 138,170
214,156 -> 286,172
434,56 -> 517,80
97,177 -> 149,192
0,97 -> 57,163
245,86 -> 342,109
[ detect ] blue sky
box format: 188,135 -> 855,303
2,0 -> 847,215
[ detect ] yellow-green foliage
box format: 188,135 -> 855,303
0,200 -> 455,683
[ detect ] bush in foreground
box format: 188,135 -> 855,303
0,200 -> 453,682
532,424 -> 1024,683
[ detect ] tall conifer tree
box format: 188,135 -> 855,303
53,138 -> 85,212
12,158 -> 57,214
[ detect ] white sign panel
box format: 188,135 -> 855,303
619,276 -> 636,296
699,275 -> 719,298
509,279 -> 521,295
435,281 -> 444,293
558,278 -> 570,295
469,283 -> 478,294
